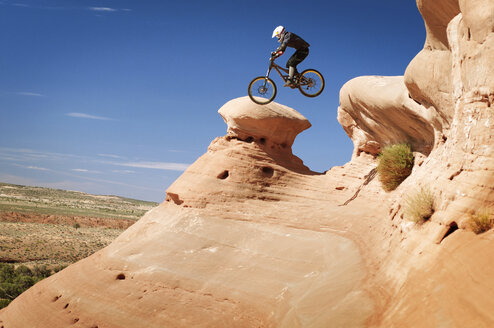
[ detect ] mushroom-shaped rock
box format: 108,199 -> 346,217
165,97 -> 313,208
218,96 -> 311,148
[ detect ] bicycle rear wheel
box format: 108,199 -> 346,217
298,69 -> 325,97
248,76 -> 277,105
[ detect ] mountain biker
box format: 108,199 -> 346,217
271,26 -> 310,87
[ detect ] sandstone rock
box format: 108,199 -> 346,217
0,98 -> 382,327
404,0 -> 460,129
332,0 -> 494,326
218,97 -> 311,148
338,75 -> 435,157
347,1 -> 494,326
2,1 -> 494,327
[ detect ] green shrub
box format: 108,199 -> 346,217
0,299 -> 10,308
0,263 -> 15,282
14,265 -> 32,277
404,187 -> 434,223
377,143 -> 414,191
31,265 -> 51,278
469,208 -> 493,234
53,264 -> 67,273
0,264 -> 56,309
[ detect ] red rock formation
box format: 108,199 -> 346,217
338,0 -> 494,326
0,97 -> 387,327
1,1 -> 493,327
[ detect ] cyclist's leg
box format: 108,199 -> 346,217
286,48 -> 309,82
286,54 -> 297,82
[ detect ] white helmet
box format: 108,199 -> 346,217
272,25 -> 285,40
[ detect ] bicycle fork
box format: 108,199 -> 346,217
263,65 -> 273,86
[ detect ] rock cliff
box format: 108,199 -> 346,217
338,0 -> 494,325
1,0 -> 493,327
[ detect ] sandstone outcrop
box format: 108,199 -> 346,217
338,75 -> 436,157
0,97 -> 387,327
1,0 -> 494,327
218,97 -> 311,149
338,0 -> 494,326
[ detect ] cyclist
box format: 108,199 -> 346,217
271,26 -> 310,87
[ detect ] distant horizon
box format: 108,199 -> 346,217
0,0 -> 425,202
0,180 -> 159,203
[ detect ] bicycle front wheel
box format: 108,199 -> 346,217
248,76 -> 277,105
298,69 -> 325,97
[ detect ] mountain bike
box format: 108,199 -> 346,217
247,54 -> 325,105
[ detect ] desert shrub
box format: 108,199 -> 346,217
53,264 -> 67,273
404,187 -> 434,223
73,223 -> 81,229
469,208 -> 494,234
32,265 -> 51,278
0,263 -> 15,282
0,264 -> 55,309
14,265 -> 32,277
377,143 -> 414,191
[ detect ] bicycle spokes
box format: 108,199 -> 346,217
254,79 -> 272,97
298,69 -> 325,97
247,57 -> 324,105
248,76 -> 277,105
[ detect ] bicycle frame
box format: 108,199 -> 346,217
248,56 -> 324,104
265,57 -> 310,88
265,58 -> 290,83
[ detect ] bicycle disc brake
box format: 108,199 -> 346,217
257,86 -> 268,95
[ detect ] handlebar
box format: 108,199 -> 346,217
270,51 -> 283,60
270,53 -> 279,61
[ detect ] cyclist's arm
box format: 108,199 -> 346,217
276,32 -> 291,53
273,42 -> 287,57
272,50 -> 284,57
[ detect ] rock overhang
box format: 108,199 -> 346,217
218,96 -> 311,149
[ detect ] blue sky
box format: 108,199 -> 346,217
0,0 -> 425,202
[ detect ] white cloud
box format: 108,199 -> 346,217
117,161 -> 190,171
62,172 -> 163,192
14,164 -> 49,171
98,153 -> 124,159
71,168 -> 88,172
66,112 -> 114,121
89,7 -> 117,12
112,169 -> 135,174
0,147 -> 85,162
71,168 -> 102,174
16,92 -> 45,97
24,165 -> 49,171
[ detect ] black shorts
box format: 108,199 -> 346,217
286,47 -> 309,69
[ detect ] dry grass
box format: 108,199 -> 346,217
468,208 -> 494,234
404,187 -> 434,223
0,182 -> 154,267
0,182 -> 158,220
377,144 -> 414,191
0,221 -> 123,267
0,182 -> 154,307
